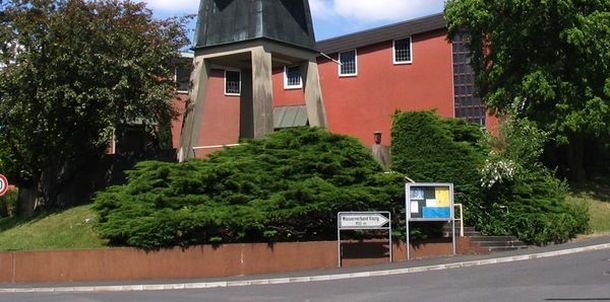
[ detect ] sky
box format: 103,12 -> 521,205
142,0 -> 446,43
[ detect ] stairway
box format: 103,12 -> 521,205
443,223 -> 528,253
468,235 -> 528,252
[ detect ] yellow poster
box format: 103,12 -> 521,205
435,187 -> 450,207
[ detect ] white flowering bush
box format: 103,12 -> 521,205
477,118 -> 589,245
480,155 -> 517,188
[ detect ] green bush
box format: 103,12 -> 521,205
391,111 -> 487,225
391,112 -> 588,245
478,119 -> 589,244
94,127 -> 405,248
0,189 -> 18,218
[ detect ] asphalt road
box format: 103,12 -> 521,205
5,248 -> 610,302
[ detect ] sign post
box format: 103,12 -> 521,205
0,174 -> 8,197
337,211 -> 392,267
405,183 -> 455,260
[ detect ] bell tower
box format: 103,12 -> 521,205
179,0 -> 327,161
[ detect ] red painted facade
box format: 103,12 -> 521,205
272,69 -> 305,107
317,29 -> 454,146
171,26 -> 497,155
170,93 -> 188,150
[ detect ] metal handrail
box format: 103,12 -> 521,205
454,203 -> 464,237
192,143 -> 241,151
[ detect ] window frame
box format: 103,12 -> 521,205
175,65 -> 192,93
393,37 -> 413,65
283,65 -> 303,90
338,49 -> 358,77
224,69 -> 241,96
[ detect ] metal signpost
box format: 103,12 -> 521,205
0,174 -> 8,197
337,211 -> 392,267
405,183 -> 455,260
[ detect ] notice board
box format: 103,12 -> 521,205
406,183 -> 454,221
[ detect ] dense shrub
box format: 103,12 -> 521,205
0,189 -> 18,218
391,111 -> 487,224
391,112 -> 589,245
478,119 -> 589,244
94,127 -> 405,248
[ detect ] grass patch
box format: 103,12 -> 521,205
0,204 -> 107,251
567,176 -> 610,234
0,177 -> 606,252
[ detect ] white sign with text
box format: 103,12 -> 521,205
338,213 -> 390,230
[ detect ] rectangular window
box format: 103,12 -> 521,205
284,65 -> 302,89
394,37 -> 412,64
175,63 -> 192,92
224,70 -> 241,96
338,50 -> 357,77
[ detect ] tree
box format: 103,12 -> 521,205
445,0 -> 610,182
0,0 -> 189,214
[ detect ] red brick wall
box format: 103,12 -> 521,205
0,239 -> 485,284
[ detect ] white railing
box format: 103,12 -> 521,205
192,143 -> 241,151
454,203 -> 464,237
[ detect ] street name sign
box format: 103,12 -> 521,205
338,213 -> 390,230
337,211 -> 392,267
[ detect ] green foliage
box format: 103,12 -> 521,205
0,0 -> 190,210
0,190 -> 18,218
391,112 -> 588,245
94,128 -> 405,249
445,0 -> 610,180
445,0 -> 610,138
479,119 -> 589,244
391,111 -> 487,224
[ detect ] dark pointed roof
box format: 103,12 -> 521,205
194,0 -> 316,51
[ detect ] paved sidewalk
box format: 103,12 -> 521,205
1,234 -> 609,293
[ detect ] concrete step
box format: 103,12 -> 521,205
485,246 -> 529,252
443,222 -> 481,237
469,234 -> 528,252
475,240 -> 527,248
469,235 -> 519,242
441,225 -> 530,253
443,233 -> 482,238
442,225 -> 475,232
442,230 -> 481,237
442,224 -> 473,229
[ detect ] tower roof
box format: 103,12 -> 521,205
194,0 -> 316,51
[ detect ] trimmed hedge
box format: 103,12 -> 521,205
94,127 -> 405,248
391,111 -> 487,225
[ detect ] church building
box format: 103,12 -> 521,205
171,0 -> 496,160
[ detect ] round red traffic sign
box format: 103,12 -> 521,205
0,174 -> 8,196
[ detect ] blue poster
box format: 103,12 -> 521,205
422,207 -> 451,219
